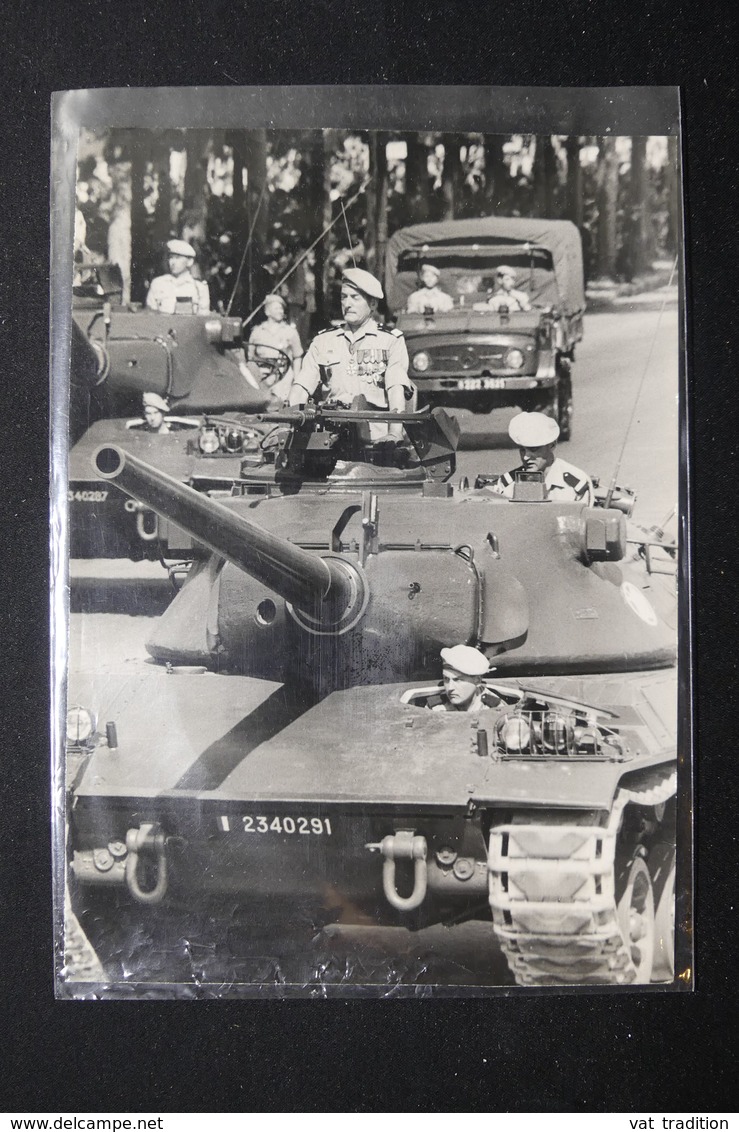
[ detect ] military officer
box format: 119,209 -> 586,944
146,239 -> 211,315
488,412 -> 593,503
288,267 -> 415,442
480,265 -> 531,312
426,645 -> 502,712
407,263 -> 454,314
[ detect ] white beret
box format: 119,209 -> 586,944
440,645 -> 493,677
421,263 -> 441,281
166,239 -> 196,258
496,264 -> 516,278
342,267 -> 384,301
508,411 -> 560,447
142,392 -> 170,413
264,293 -> 287,309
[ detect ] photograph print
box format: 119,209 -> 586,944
53,86 -> 688,998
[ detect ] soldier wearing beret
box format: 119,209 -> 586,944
407,263 -> 454,314
248,293 -> 304,401
288,268 -> 415,442
141,392 -> 171,434
426,645 -> 502,712
146,239 -> 211,316
488,412 -> 593,503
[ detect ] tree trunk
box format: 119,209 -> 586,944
106,153 -> 132,305
128,136 -> 149,304
241,129 -> 269,312
484,135 -> 508,214
182,130 -> 214,247
440,136 -> 462,220
404,132 -> 430,225
629,135 -> 653,275
366,133 -> 389,281
304,131 -> 334,327
532,135 -> 557,218
564,135 -> 583,228
665,135 -> 680,257
596,136 -> 619,279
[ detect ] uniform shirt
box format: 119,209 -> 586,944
293,318 -> 413,410
489,457 -> 593,504
485,289 -> 531,312
248,319 -> 303,363
407,286 -> 454,314
146,271 -> 211,315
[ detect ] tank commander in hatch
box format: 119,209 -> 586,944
406,263 -> 454,314
476,265 -> 531,312
485,412 -> 592,503
141,392 -> 172,434
146,239 -> 211,316
288,267 -> 415,443
426,645 -> 503,712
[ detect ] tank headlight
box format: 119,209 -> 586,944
541,712 -> 574,754
66,706 -> 95,746
496,714 -> 531,752
412,351 -> 431,373
223,428 -> 245,453
505,348 -> 525,370
198,427 -> 220,454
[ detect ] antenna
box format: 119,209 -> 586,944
604,256 -> 678,509
241,178 -> 370,331
341,197 -> 357,268
226,178 -> 268,316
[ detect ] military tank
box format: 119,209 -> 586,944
65,405 -> 678,989
69,264 -> 277,558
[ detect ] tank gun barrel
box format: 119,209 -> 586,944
93,446 -> 362,621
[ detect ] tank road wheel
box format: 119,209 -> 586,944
616,857 -> 655,983
650,844 -> 676,982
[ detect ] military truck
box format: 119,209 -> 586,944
385,217 -> 585,439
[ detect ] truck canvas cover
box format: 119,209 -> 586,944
386,216 -> 586,318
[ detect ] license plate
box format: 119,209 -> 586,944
455,377 -> 506,391
218,814 -> 333,836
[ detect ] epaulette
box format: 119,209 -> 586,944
315,326 -> 334,336
377,324 -> 404,337
563,470 -> 588,493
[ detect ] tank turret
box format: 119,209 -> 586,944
93,438 -> 674,697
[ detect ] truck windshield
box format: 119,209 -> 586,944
396,245 -> 557,311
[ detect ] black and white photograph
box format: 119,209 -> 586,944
52,86 -> 688,998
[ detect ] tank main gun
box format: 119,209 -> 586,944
94,445 -> 363,626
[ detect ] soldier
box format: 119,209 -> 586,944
426,645 -> 502,712
146,239 -> 211,315
288,268 -> 415,442
248,293 -> 303,401
141,392 -> 171,434
407,263 -> 454,314
481,264 -> 531,312
488,412 -> 592,503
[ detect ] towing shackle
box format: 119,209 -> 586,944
366,830 -> 428,912
124,822 -> 169,904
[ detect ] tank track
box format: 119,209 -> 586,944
62,889 -> 107,982
488,769 -> 677,986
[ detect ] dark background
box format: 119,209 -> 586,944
1,0 -> 736,1113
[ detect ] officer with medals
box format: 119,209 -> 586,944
146,239 -> 211,315
487,412 -> 593,503
426,645 -> 502,712
288,267 -> 415,443
407,263 -> 454,314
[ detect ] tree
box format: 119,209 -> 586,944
483,136 -> 509,214
532,135 -> 557,218
439,136 -> 462,220
628,135 -> 654,276
365,132 -> 389,280
564,136 -> 583,229
596,136 -> 619,279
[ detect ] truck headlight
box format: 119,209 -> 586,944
412,351 -> 430,372
505,348 -> 525,370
